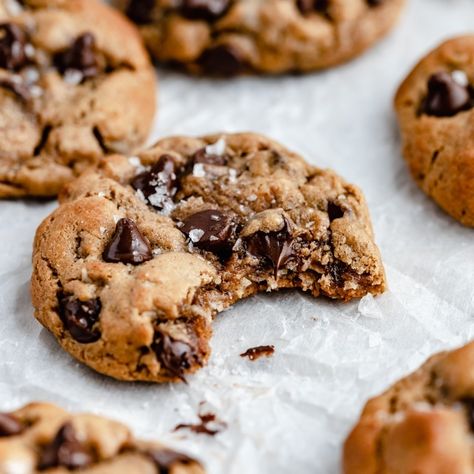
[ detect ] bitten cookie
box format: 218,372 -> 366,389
32,132 -> 386,383
344,341 -> 474,474
118,0 -> 405,76
395,36 -> 474,227
0,402 -> 204,473
0,0 -> 156,198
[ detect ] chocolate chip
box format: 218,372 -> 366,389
367,0 -> 383,6
328,260 -> 347,286
103,218 -> 153,265
245,220 -> 295,275
461,398 -> 474,431
296,0 -> 329,15
0,413 -> 23,437
59,295 -> 101,344
327,202 -> 344,222
181,209 -> 235,258
0,23 -> 28,70
181,0 -> 230,21
192,148 -> 227,167
149,448 -> 193,473
199,44 -> 244,77
240,345 -> 275,361
131,155 -> 178,210
0,78 -> 31,101
152,330 -> 197,380
126,0 -> 155,24
54,33 -> 98,80
38,423 -> 93,471
422,71 -> 472,117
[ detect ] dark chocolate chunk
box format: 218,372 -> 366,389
367,0 -> 383,6
0,23 -> 28,70
181,0 -> 230,21
192,148 -> 227,167
149,448 -> 194,473
0,78 -> 31,101
126,0 -> 155,24
181,209 -> 235,257
59,295 -> 101,344
245,220 -> 294,275
0,413 -> 23,437
131,155 -> 177,210
240,345 -> 275,361
461,397 -> 474,431
422,71 -> 472,117
38,423 -> 93,471
54,33 -> 98,80
103,218 -> 153,265
152,330 -> 198,380
327,202 -> 344,222
327,260 -> 347,286
199,44 -> 244,77
296,0 -> 329,15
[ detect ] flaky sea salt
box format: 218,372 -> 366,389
189,229 -> 205,243
452,70 -> 469,87
247,194 -> 257,202
205,137 -> 226,156
135,189 -> 146,203
98,191 -> 106,198
112,214 -> 121,223
5,0 -> 23,15
64,69 -> 84,86
99,226 -> 106,235
193,163 -> 206,178
228,169 -> 237,183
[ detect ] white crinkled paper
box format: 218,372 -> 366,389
1,1 -> 474,472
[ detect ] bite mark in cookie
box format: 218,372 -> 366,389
32,133 -> 386,382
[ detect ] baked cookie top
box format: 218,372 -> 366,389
119,0 -> 406,75
395,36 -> 474,227
0,402 -> 203,473
32,132 -> 386,383
0,0 -> 156,198
344,341 -> 474,474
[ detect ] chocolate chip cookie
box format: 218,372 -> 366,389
0,402 -> 204,473
0,0 -> 156,198
32,132 -> 386,382
118,0 -> 406,75
395,36 -> 474,227
344,341 -> 474,474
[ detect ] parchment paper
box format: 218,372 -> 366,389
1,1 -> 474,472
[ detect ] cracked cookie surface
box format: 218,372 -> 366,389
344,341 -> 474,474
0,0 -> 156,198
117,0 -> 406,75
395,36 -> 474,227
0,402 -> 204,473
32,132 -> 386,383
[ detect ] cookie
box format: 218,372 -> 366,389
0,0 -> 156,198
31,132 -> 386,382
343,341 -> 474,474
395,36 -> 474,227
118,0 -> 406,76
0,401 -> 204,473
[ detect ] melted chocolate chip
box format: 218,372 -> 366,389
181,0 -> 230,21
174,405 -> 227,436
240,345 -> 275,361
38,423 -> 93,471
327,202 -> 344,222
199,44 -> 244,77
367,0 -> 383,6
0,23 -> 28,70
181,209 -> 235,258
245,221 -> 295,275
131,155 -> 177,210
54,33 -> 99,80
0,413 -> 23,437
59,295 -> 101,344
328,260 -> 347,286
149,449 -> 193,473
0,78 -> 31,101
422,71 -> 472,117
296,0 -> 329,15
103,218 -> 153,265
192,148 -> 227,166
461,397 -> 474,431
126,0 -> 155,24
152,330 -> 198,380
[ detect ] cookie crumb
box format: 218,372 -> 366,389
240,345 -> 275,361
